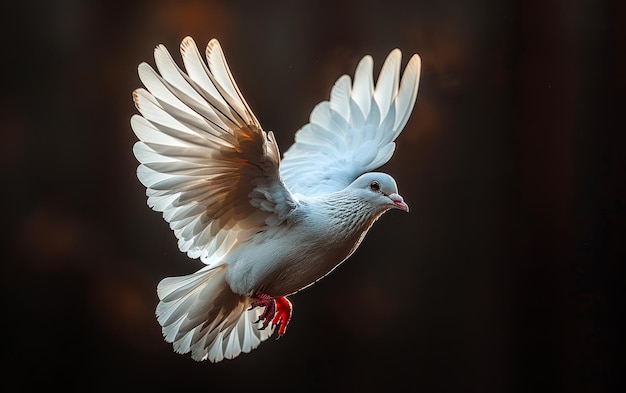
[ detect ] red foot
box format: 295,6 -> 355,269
250,293 -> 293,337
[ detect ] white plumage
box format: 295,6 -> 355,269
131,37 -> 421,362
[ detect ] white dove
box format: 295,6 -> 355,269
131,37 -> 421,362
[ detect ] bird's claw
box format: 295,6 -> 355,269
250,293 -> 293,337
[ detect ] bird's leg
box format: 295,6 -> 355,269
250,293 -> 293,337
272,296 -> 292,337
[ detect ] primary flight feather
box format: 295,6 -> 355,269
131,37 -> 421,362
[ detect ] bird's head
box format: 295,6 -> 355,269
347,172 -> 409,213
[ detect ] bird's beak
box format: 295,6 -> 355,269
389,193 -> 409,212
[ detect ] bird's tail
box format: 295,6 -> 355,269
156,264 -> 274,362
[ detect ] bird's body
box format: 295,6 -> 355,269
225,196 -> 352,298
226,178 -> 397,297
132,37 -> 420,362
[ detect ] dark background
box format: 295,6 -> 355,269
3,0 -> 624,391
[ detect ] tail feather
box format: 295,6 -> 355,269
156,265 -> 274,362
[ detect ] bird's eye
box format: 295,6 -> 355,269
370,181 -> 381,192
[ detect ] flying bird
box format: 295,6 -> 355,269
131,37 -> 421,362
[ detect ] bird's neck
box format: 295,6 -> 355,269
317,191 -> 386,244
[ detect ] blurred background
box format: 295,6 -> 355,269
2,0 -> 624,391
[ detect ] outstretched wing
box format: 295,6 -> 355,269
132,37 -> 296,265
280,50 -> 421,196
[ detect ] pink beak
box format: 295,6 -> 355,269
389,193 -> 409,212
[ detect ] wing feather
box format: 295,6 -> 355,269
351,55 -> 374,119
393,53 -> 421,137
373,49 -> 401,121
205,39 -> 260,127
329,75 -> 352,123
